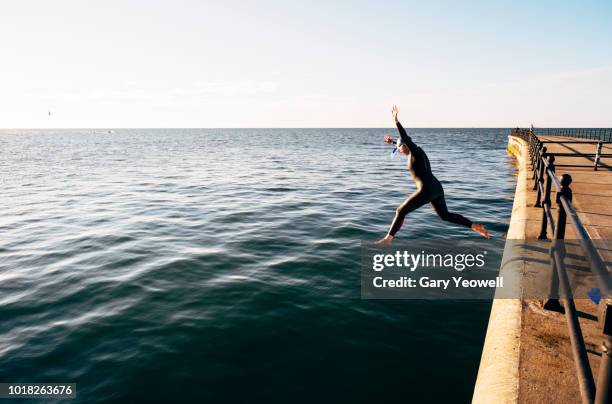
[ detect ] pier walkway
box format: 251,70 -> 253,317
473,130 -> 611,404
519,135 -> 611,403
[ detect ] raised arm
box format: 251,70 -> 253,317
392,105 -> 417,150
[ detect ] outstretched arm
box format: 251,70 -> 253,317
392,105 -> 417,150
383,135 -> 396,146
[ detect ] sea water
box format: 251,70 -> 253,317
0,128 -> 516,403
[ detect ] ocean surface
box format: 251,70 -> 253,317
0,128 -> 517,403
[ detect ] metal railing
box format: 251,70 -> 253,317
532,127 -> 612,142
510,127 -> 611,404
510,128 -> 612,171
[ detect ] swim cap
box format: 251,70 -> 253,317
396,138 -> 406,148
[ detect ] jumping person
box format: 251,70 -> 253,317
376,105 -> 490,245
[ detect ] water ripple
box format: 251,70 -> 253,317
0,128 -> 514,403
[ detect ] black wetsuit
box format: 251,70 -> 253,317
388,122 -> 472,236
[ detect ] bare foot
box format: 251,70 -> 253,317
471,223 -> 490,238
375,235 -> 394,245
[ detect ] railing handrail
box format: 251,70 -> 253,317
557,196 -> 612,296
511,128 -> 611,171
527,127 -> 612,142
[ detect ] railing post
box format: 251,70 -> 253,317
527,129 -> 533,148
532,144 -> 539,183
533,142 -> 543,181
595,142 -> 602,171
556,174 -> 571,238
527,130 -> 533,156
538,155 -> 555,239
543,174 -> 596,404
543,174 -> 572,312
534,147 -> 547,206
532,141 -> 540,181
595,299 -> 612,404
530,135 -> 537,166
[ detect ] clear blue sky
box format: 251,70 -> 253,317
1,0 -> 611,127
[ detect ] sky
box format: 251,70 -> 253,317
0,0 -> 611,128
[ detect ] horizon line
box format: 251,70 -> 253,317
2,126 -> 612,130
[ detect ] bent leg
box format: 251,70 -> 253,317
388,191 -> 431,236
431,195 -> 472,228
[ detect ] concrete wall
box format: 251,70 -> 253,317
472,135 -> 529,403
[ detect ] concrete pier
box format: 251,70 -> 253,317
473,133 -> 611,403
